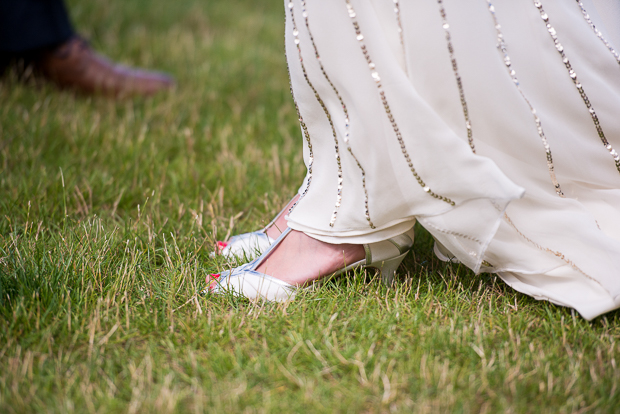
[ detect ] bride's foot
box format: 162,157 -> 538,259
205,226 -> 415,301
255,230 -> 365,285
206,229 -> 365,297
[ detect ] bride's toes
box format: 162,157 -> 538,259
206,273 -> 221,290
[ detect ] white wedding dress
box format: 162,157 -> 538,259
282,0 -> 620,320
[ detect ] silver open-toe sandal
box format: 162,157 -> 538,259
204,227 -> 415,301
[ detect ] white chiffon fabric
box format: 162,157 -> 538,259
283,0 -> 620,320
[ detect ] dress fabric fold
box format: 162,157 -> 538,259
283,0 -> 620,320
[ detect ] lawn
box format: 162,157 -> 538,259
1,0 -> 619,412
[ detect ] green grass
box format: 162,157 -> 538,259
1,0 -> 619,412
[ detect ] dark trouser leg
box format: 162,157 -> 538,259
0,0 -> 74,74
0,0 -> 74,53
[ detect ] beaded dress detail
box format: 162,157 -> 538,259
283,0 -> 620,320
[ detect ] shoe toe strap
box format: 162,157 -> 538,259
217,269 -> 295,300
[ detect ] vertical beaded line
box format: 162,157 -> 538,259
345,0 -> 455,206
535,1 -> 620,173
576,1 -> 620,65
284,9 -> 313,216
487,1 -> 564,197
299,0 -> 376,229
503,213 -> 603,287
288,99 -> 314,215
438,0 -> 476,154
288,0 -> 344,227
393,0 -> 409,75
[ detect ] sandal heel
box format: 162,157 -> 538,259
373,251 -> 409,287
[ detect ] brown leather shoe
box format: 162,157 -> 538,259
36,36 -> 174,97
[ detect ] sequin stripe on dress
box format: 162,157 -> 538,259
503,213 -> 605,288
284,9 -> 314,216
486,1 -> 564,197
345,0 -> 455,206
392,0 -> 409,75
438,0 -> 476,154
576,1 -> 620,65
423,221 -> 482,244
288,99 -> 315,215
288,0 -> 344,227
298,0 -> 376,229
424,220 -> 492,267
534,1 -> 620,174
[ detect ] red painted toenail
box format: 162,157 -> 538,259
217,241 -> 228,249
206,273 -> 220,291
205,273 -> 220,283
